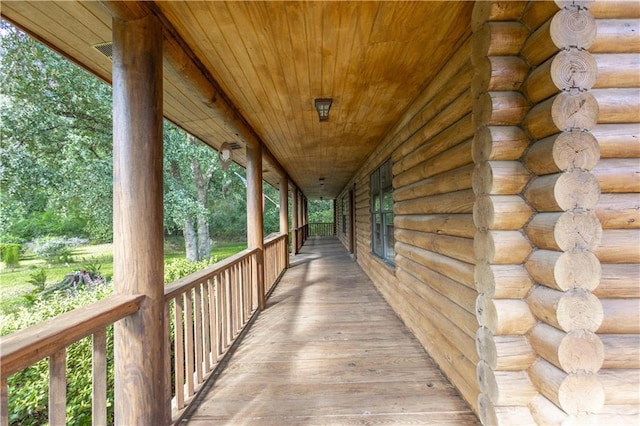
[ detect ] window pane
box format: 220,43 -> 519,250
374,214 -> 382,256
382,189 -> 393,211
373,194 -> 381,212
384,212 -> 395,262
380,159 -> 392,190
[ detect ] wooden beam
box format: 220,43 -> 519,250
292,187 -> 299,254
112,14 -> 167,425
247,142 -> 265,311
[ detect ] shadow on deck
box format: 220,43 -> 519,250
185,237 -> 480,425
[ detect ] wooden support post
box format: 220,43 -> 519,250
112,14 -> 167,425
292,187 -> 299,254
246,141 -> 264,311
279,177 -> 289,269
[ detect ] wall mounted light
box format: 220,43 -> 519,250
314,98 -> 332,122
319,177 -> 325,186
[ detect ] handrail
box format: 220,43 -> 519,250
164,248 -> 258,300
0,294 -> 144,425
0,294 -> 144,378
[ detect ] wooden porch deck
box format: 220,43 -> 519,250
185,237 -> 479,425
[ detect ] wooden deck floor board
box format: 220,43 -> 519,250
186,237 -> 479,425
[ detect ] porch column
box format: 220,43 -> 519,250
112,14 -> 167,425
292,187 -> 299,254
246,141 -> 265,310
333,199 -> 337,236
279,178 -> 289,268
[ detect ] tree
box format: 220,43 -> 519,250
164,124 -> 226,261
0,20 -> 113,241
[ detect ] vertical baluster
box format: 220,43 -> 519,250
174,294 -> 185,409
185,289 -> 195,397
225,268 -> 232,346
49,348 -> 66,426
208,277 -> 218,364
218,272 -> 227,352
194,283 -> 203,385
1,376 -> 8,426
92,329 -> 107,426
202,280 -> 211,373
163,302 -> 172,423
234,264 -> 240,334
238,260 -> 245,324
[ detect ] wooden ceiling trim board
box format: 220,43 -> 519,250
78,1 -> 113,30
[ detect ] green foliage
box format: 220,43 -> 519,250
0,20 -> 114,242
1,285 -> 114,425
0,244 -> 21,267
27,268 -> 47,291
164,258 -> 212,283
308,199 -> 334,223
81,256 -> 104,280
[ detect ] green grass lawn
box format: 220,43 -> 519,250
0,238 -> 246,314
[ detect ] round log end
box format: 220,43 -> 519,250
551,91 -> 599,132
553,131 -> 600,172
555,169 -> 601,210
559,330 -> 604,373
476,327 -> 498,369
558,373 -> 605,415
555,210 -> 603,251
557,289 -> 604,332
550,8 -> 597,49
556,250 -> 601,291
473,195 -> 495,230
551,50 -> 597,91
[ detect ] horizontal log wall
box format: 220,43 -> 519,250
336,193 -> 349,249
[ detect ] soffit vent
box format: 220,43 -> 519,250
93,42 -> 113,60
229,142 -> 242,150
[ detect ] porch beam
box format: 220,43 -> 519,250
112,13 -> 167,426
247,141 -> 265,311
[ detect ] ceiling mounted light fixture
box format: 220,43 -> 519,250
314,98 -> 332,122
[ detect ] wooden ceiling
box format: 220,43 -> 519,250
2,1 -> 473,199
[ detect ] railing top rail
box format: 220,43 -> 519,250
164,247 -> 259,301
0,294 -> 144,378
264,233 -> 287,246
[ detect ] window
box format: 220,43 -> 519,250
370,159 -> 394,265
342,196 -> 348,234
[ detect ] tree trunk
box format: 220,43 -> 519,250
184,218 -> 198,262
196,214 -> 210,261
191,147 -> 212,262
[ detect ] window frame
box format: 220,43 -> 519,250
370,158 -> 394,266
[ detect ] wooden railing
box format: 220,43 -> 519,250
264,234 -> 288,295
0,233 -> 291,425
164,247 -> 259,421
0,294 -> 144,426
308,222 -> 335,237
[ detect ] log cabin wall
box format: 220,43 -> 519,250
337,1 -> 639,424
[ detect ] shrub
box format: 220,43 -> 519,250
26,236 -> 88,264
164,258 -> 211,283
0,243 -> 21,267
2,285 -> 113,425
